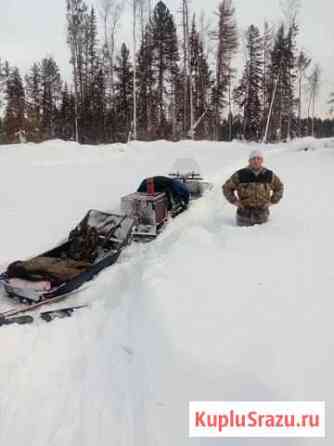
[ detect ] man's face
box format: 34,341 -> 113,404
249,156 -> 263,171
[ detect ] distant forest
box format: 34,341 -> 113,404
1,0 -> 334,145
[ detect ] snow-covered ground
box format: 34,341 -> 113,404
0,137 -> 332,446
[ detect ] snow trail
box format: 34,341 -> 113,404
0,138 -> 332,446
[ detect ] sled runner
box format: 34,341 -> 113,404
40,305 -> 89,322
0,210 -> 135,304
0,314 -> 34,327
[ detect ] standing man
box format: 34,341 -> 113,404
223,150 -> 284,226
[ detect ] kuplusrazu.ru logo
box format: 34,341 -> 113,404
189,401 -> 325,437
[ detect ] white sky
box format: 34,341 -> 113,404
1,0 -> 333,116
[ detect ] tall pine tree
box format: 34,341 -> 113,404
66,0 -> 89,141
58,83 -> 76,140
25,62 -> 42,141
234,25 -> 263,140
189,16 -> 211,139
212,0 -> 238,140
265,21 -> 298,142
137,24 -> 156,139
3,67 -> 26,143
150,1 -> 179,139
40,57 -> 62,139
114,43 -> 133,142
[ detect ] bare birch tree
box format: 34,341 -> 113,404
99,0 -> 124,99
262,21 -> 273,136
181,0 -> 194,138
131,0 -> 139,140
328,92 -> 334,115
280,0 -> 301,27
307,64 -> 321,137
296,50 -> 311,136
66,0 -> 88,142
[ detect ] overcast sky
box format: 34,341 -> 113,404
1,0 -> 333,115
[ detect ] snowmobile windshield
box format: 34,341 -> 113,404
170,158 -> 201,177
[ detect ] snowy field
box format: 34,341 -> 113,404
0,137 -> 332,446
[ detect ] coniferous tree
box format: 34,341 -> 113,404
88,66 -> 106,143
189,17 -> 211,139
264,21 -> 297,142
150,1 -> 179,139
180,0 -> 192,137
80,6 -> 103,143
3,67 -> 26,143
212,0 -> 238,140
234,25 -> 263,140
25,62 -> 42,141
114,43 -> 133,142
66,0 -> 89,141
57,83 -> 76,140
2,0 -> 330,146
137,25 -> 156,139
82,7 -> 98,94
264,25 -> 284,142
40,57 -> 62,139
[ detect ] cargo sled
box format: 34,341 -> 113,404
0,210 -> 135,304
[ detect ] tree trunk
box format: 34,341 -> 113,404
132,0 -> 137,140
263,73 -> 280,143
182,0 -> 193,138
72,43 -> 80,142
312,92 -> 315,137
228,79 -> 232,141
298,71 -> 302,137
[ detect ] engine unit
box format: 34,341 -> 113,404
121,192 -> 168,238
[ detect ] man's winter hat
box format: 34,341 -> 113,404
249,149 -> 264,160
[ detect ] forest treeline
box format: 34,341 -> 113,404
1,0 -> 334,145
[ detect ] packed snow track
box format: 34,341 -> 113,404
0,138 -> 332,446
